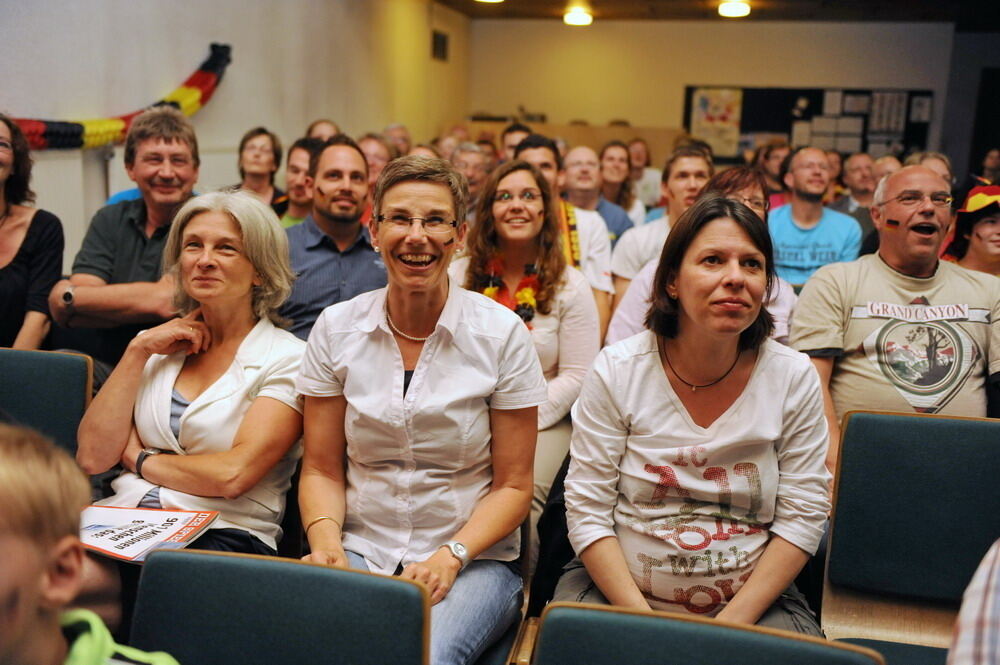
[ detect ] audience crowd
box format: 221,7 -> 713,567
2,103 -> 999,665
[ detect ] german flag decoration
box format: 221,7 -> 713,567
14,43 -> 231,151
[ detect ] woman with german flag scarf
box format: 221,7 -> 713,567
449,159 -> 600,572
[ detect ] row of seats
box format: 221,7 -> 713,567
3,348 -> 998,665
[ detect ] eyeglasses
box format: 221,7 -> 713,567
0,139 -> 12,152
730,195 -> 769,212
877,190 -> 953,208
375,214 -> 457,235
494,190 -> 542,204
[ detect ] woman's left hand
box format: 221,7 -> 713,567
400,548 -> 463,605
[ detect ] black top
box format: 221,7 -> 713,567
0,209 -> 63,346
71,199 -> 171,364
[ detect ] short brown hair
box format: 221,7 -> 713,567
0,424 -> 90,547
124,106 -> 200,167
662,146 -> 714,183
238,126 -> 282,181
372,155 -> 468,225
646,195 -> 775,350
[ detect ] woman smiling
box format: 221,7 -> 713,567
450,160 -> 599,570
296,156 -> 546,665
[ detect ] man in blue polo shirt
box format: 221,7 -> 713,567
769,146 -> 861,285
281,135 -> 387,339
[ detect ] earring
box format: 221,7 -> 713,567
374,246 -> 381,253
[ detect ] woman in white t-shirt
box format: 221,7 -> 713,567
296,155 -> 546,665
449,159 -> 600,570
556,194 -> 830,633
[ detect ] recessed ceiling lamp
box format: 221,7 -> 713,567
474,0 -> 504,3
564,5 -> 593,26
718,1 -> 751,18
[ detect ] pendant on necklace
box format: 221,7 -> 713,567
691,385 -> 696,393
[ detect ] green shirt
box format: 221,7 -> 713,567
280,213 -> 305,228
61,609 -> 180,665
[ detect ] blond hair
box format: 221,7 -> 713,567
0,424 -> 90,546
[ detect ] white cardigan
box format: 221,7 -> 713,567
98,317 -> 306,550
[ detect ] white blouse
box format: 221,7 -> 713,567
449,258 -> 600,429
295,280 -> 547,574
566,333 -> 830,615
99,318 -> 306,550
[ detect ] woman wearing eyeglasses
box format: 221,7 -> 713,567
296,156 -> 546,665
0,114 -> 64,349
449,160 -> 600,570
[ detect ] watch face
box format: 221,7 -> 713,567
452,542 -> 467,558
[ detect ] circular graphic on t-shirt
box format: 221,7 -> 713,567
874,320 -> 964,396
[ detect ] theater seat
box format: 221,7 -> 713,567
0,348 -> 92,454
131,549 -> 429,665
823,410 -> 1000,664
530,602 -> 884,665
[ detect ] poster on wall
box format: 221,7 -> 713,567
690,87 -> 742,159
684,85 -> 932,165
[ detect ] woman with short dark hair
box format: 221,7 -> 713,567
0,113 -> 64,349
236,126 -> 286,215
556,195 -> 830,633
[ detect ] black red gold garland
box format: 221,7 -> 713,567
481,256 -> 540,328
13,43 -> 231,151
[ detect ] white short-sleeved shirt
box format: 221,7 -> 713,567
449,258 -> 601,429
295,281 -> 547,574
566,334 -> 830,615
100,318 -> 306,550
574,207 -> 615,294
611,216 -> 670,280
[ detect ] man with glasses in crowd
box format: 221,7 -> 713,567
791,165 -> 1000,471
280,135 -> 387,340
769,146 -> 862,285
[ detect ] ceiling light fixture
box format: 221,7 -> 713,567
474,0 -> 504,3
718,1 -> 751,18
564,5 -> 593,26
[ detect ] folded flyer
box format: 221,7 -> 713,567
81,505 -> 219,563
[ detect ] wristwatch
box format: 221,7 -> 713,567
442,541 -> 470,570
61,285 -> 76,314
135,448 -> 163,480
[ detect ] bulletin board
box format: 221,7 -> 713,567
683,85 -> 933,163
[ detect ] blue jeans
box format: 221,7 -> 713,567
346,551 -> 522,665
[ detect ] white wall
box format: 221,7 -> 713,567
1,0 -> 469,268
468,19 -> 954,149
941,32 -> 1000,177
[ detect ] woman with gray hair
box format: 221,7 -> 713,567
78,190 -> 305,559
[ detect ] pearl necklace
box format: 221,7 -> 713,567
386,309 -> 431,342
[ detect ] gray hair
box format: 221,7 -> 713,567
873,165 -> 952,206
451,142 -> 483,159
163,191 -> 294,325
372,155 -> 468,224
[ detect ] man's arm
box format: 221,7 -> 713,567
809,355 -> 840,474
592,288 -> 611,342
49,273 -> 176,328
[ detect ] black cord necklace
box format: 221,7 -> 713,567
663,343 -> 741,392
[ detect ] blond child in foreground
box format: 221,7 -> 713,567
0,423 -> 179,665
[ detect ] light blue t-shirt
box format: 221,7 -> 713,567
768,204 -> 861,285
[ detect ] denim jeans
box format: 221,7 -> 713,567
346,551 -> 522,665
